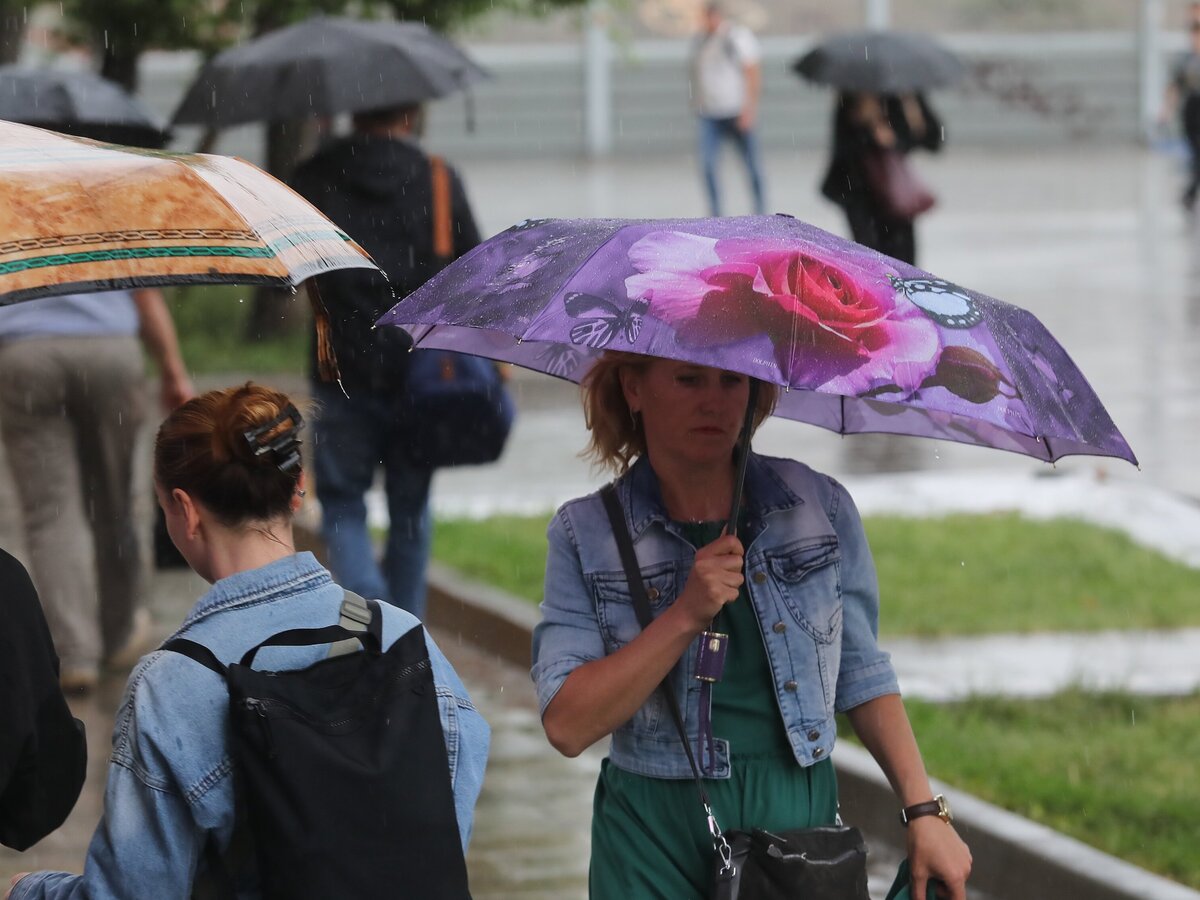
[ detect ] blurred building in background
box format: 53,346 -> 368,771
9,1 -> 1196,161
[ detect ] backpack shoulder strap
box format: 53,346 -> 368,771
161,638 -> 227,677
429,154 -> 453,265
328,591 -> 384,658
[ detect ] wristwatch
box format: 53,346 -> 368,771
899,794 -> 952,827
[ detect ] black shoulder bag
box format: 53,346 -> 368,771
599,484 -> 870,900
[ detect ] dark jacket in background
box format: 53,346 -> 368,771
289,134 -> 482,394
820,92 -> 943,264
0,548 -> 87,851
821,92 -> 943,214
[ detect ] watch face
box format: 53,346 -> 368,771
937,794 -> 953,822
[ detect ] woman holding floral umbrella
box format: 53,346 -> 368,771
379,212 -> 1134,897
531,350 -> 972,899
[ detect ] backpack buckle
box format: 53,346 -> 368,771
338,592 -> 373,631
328,591 -> 375,658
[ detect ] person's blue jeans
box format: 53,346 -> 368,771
698,115 -> 766,216
312,382 -> 432,618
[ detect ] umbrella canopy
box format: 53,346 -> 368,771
0,120 -> 377,306
0,66 -> 170,148
171,16 -> 490,128
793,30 -> 966,94
377,215 -> 1136,467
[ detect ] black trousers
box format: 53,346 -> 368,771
1184,99 -> 1200,204
844,202 -> 917,265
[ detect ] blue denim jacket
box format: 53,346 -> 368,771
532,453 -> 898,780
12,552 -> 490,900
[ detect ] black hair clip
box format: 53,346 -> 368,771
242,403 -> 305,473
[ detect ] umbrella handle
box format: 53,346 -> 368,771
725,380 -> 759,541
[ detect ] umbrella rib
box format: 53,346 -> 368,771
787,253 -> 801,390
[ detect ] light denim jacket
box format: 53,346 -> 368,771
12,552 -> 490,900
532,453 -> 898,780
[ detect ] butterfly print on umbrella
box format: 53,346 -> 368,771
564,291 -> 650,349
889,274 -> 983,329
536,343 -> 585,378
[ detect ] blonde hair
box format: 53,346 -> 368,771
581,351 -> 778,474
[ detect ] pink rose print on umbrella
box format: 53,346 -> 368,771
624,231 -> 943,396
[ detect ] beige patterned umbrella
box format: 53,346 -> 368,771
0,119 -> 377,306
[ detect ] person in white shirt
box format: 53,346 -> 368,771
688,1 -> 766,216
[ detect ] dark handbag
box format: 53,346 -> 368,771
396,154 -> 515,468
862,147 -> 937,220
599,486 -> 870,900
713,827 -> 869,900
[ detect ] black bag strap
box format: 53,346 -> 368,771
599,484 -> 735,876
163,637 -> 226,676
162,594 -> 385,673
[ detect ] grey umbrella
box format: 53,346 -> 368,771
793,30 -> 966,94
0,66 -> 170,148
171,16 -> 490,128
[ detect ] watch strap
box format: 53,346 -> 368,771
899,795 -> 947,826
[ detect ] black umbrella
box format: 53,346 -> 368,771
172,16 -> 490,128
793,30 -> 966,94
0,66 -> 170,148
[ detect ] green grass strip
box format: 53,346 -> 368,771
841,691 -> 1200,889
433,514 -> 554,602
431,511 -> 1200,635
165,284 -> 308,374
864,512 -> 1198,635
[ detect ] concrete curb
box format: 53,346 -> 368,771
425,561 -> 540,667
423,564 -> 1200,900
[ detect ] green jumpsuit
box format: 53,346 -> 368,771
589,521 -> 839,899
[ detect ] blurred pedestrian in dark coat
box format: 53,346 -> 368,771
1160,2 -> 1200,210
820,91 -> 943,265
0,548 -> 87,851
289,103 -> 482,618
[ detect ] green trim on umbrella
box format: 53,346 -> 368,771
0,245 -> 275,274
0,230 -> 358,275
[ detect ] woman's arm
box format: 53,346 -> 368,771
7,658 -> 230,900
131,288 -> 194,412
424,629 -> 491,851
846,695 -> 972,900
829,479 -> 970,898
534,515 -> 744,758
7,724 -> 213,900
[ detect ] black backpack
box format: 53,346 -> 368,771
164,594 -> 472,899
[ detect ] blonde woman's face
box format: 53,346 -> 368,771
621,360 -> 748,467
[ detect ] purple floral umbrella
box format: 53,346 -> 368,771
376,214 -> 1136,466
